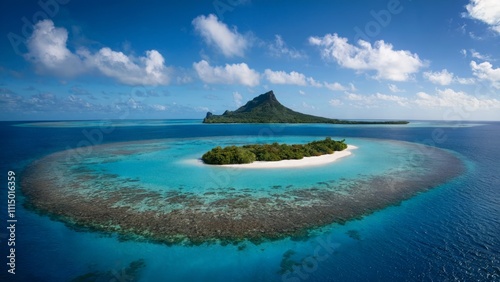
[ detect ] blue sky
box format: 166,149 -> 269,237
1,0 -> 499,121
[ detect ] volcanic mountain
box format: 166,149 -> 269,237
203,91 -> 408,124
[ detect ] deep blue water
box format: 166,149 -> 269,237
0,120 -> 499,281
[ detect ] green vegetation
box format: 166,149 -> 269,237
203,91 -> 409,125
202,137 -> 348,165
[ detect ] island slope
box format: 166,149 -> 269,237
203,91 -> 408,124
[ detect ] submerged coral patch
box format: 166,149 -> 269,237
21,138 -> 464,245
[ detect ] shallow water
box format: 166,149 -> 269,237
0,120 -> 498,281
21,136 -> 463,245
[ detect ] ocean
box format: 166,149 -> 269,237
0,120 -> 499,281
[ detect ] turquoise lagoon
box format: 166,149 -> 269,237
1,120 -> 498,281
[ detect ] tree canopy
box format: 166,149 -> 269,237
202,137 -> 348,165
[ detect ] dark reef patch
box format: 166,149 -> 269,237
21,139 -> 464,245
346,230 -> 362,241
70,259 -> 145,282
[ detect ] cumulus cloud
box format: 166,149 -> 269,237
470,49 -> 491,60
470,60 -> 500,88
415,88 -> 500,109
455,77 -> 476,85
25,20 -> 86,76
423,69 -> 475,85
344,92 -> 409,107
264,69 -> 307,85
309,33 -> 425,81
375,93 -> 409,106
324,82 -> 348,91
192,14 -> 249,58
193,60 -> 260,86
345,92 -> 365,101
264,69 -> 341,89
423,69 -> 454,85
82,48 -> 170,85
25,20 -> 171,86
336,87 -> 500,112
337,88 -> 500,111
268,35 -> 305,59
465,0 -> 500,34
307,77 -> 323,88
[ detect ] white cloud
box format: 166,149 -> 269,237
329,99 -> 343,106
307,77 -> 323,88
264,69 -> 325,87
345,92 -> 364,101
233,92 -> 243,106
470,49 -> 491,60
338,88 -> 500,112
299,90 -> 306,95
324,82 -> 347,91
25,20 -> 171,86
309,33 -> 425,81
465,0 -> 500,34
456,77 -> 476,85
423,69 -> 454,85
388,84 -> 405,93
193,60 -> 260,87
192,14 -> 249,57
471,60 -> 500,88
375,93 -> 409,106
264,69 -> 307,85
268,35 -> 305,59
24,19 -> 86,76
415,88 -> 500,109
344,92 -> 378,108
423,69 -> 475,86
263,69 -> 344,89
345,92 -> 409,107
84,48 -> 170,85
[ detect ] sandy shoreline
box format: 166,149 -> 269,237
188,145 -> 358,169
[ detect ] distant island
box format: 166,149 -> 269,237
202,137 -> 347,165
203,91 -> 409,124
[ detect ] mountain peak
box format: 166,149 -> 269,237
203,90 -> 320,123
261,90 -> 277,101
232,90 -> 282,114
202,91 -> 409,124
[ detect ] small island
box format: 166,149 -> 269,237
203,91 -> 409,125
202,137 -> 348,165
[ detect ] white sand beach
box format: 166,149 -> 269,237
187,145 -> 358,169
